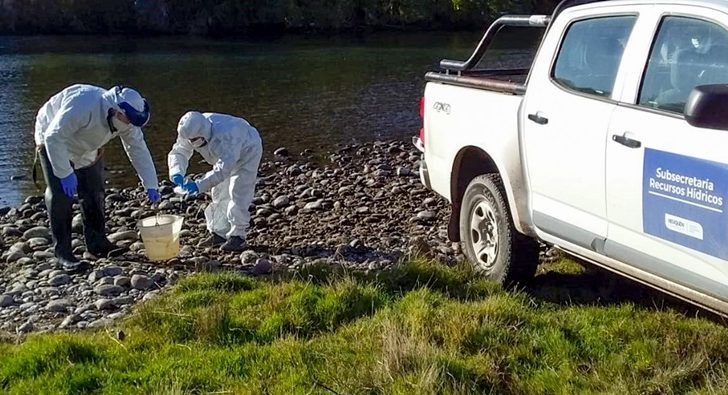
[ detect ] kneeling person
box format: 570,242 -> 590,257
168,111 -> 262,251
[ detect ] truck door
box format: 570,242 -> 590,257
522,10 -> 637,249
606,10 -> 728,300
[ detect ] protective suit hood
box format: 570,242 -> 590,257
177,111 -> 212,141
102,86 -> 150,127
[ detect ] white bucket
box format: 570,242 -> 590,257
138,214 -> 184,262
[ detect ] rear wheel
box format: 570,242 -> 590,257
459,174 -> 539,285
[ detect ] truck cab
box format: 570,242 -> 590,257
417,0 -> 728,315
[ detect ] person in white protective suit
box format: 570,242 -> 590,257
168,111 -> 262,252
34,84 -> 160,272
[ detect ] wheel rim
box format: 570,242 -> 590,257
469,199 -> 499,269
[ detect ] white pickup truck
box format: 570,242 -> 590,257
415,0 -> 728,314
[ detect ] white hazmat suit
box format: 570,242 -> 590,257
168,111 -> 262,240
35,84 -> 158,188
34,84 -> 158,270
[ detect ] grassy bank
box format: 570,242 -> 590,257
2,258 -> 728,394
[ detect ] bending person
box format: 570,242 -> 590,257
168,111 -> 262,252
35,84 -> 160,271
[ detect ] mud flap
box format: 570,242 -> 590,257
448,204 -> 460,242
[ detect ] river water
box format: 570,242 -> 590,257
0,33 -> 480,207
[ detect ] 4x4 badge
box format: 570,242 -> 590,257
433,102 -> 451,115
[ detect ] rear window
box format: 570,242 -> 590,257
473,25 -> 545,71
552,15 -> 636,97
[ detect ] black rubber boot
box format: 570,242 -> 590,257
198,232 -> 226,248
39,147 -> 76,264
58,256 -> 89,273
76,154 -> 117,257
220,236 -> 246,252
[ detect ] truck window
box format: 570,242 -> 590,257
552,16 -> 636,97
638,17 -> 728,114
474,26 -> 545,71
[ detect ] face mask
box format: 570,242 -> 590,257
111,114 -> 132,133
190,137 -> 207,148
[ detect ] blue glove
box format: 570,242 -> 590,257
60,173 -> 77,198
147,189 -> 161,203
182,181 -> 199,194
171,174 -> 184,186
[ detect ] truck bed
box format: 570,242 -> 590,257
430,14 -> 546,96
425,70 -> 528,95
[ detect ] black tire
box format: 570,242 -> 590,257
459,174 -> 539,286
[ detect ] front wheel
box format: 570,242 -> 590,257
459,174 -> 539,286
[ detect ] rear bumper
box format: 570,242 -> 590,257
420,160 -> 431,189
412,135 -> 425,153
412,136 -> 431,189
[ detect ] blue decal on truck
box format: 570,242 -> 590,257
643,148 -> 728,260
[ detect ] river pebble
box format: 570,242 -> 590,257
0,139 -> 555,335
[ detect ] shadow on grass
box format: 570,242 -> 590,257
524,256 -> 728,324
294,255 -> 718,321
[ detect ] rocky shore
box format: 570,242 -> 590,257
0,139 -> 465,335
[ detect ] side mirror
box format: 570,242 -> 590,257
684,84 -> 728,130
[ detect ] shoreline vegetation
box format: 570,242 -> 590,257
0,0 -> 560,36
3,259 -> 728,393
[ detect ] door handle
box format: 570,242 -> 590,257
528,113 -> 549,125
612,133 -> 641,148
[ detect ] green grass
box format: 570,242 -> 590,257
2,258 -> 728,394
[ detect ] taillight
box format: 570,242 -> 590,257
419,97 -> 425,145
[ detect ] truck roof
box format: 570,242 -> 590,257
436,0 -> 728,79
560,0 -> 728,14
